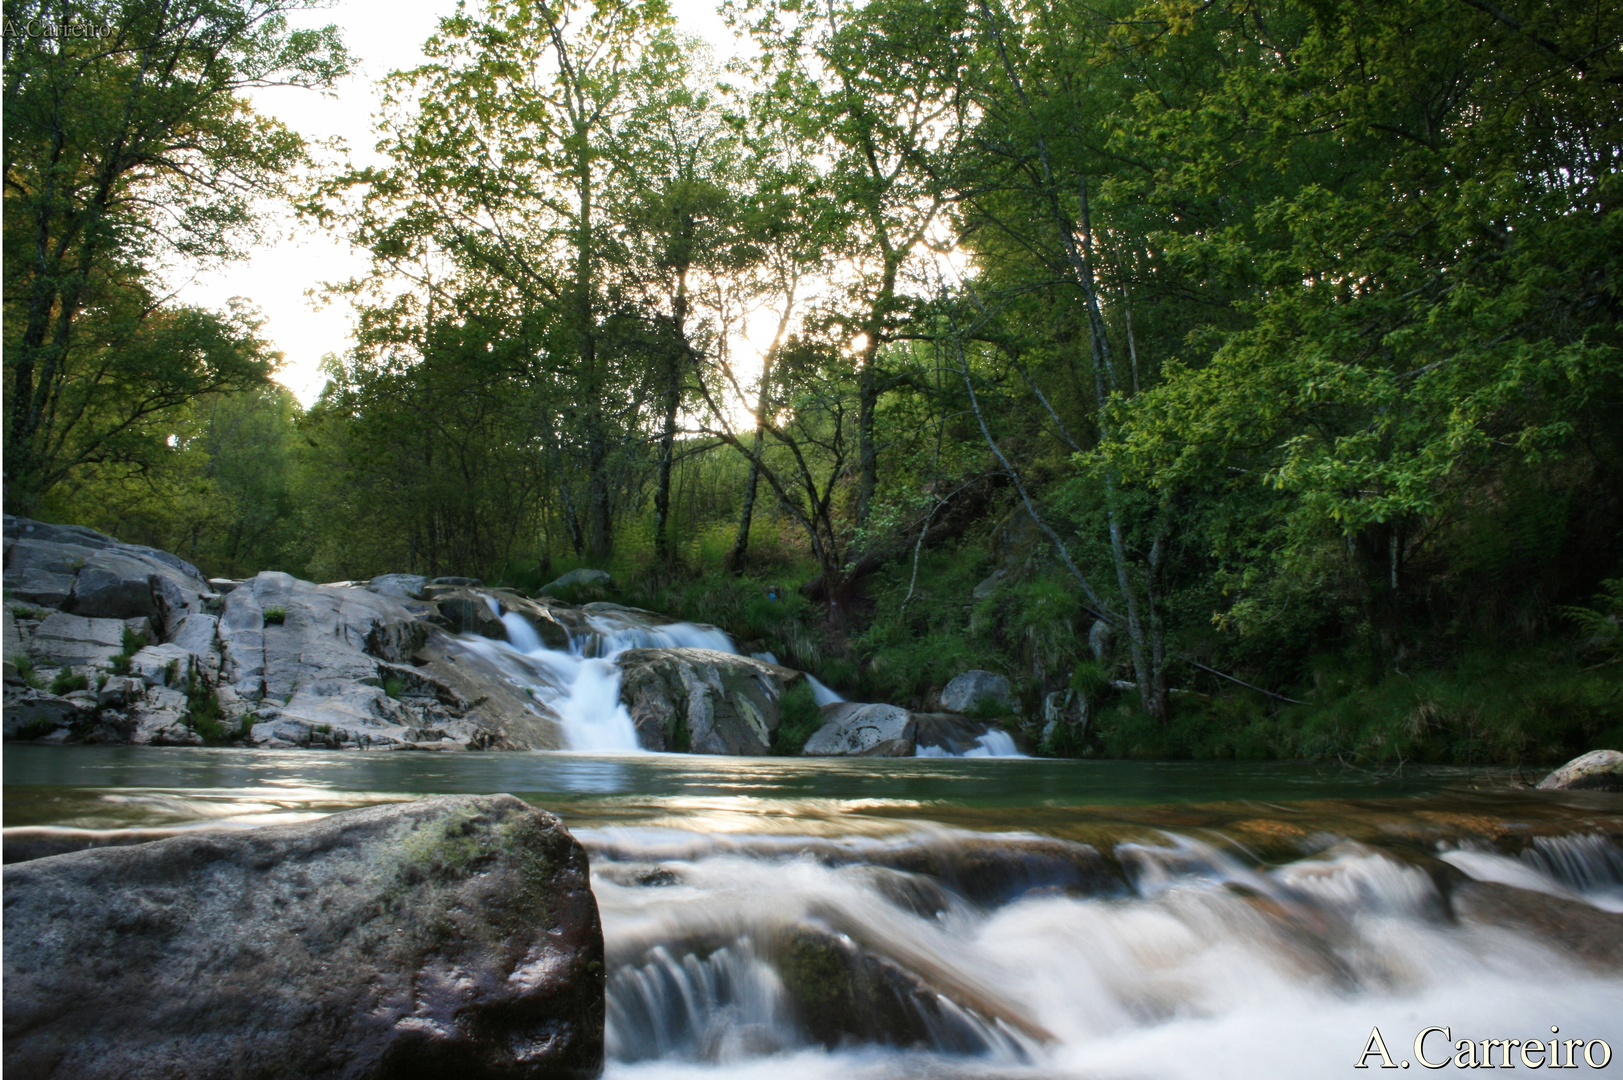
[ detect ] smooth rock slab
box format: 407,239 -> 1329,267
2,793 -> 604,1080
1537,749 -> 1623,793
938,669 -> 1011,715
803,702 -> 914,757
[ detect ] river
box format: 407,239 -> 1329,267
6,745 -> 1622,1078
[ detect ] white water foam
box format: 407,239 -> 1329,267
915,729 -> 1024,759
457,602 -> 759,751
592,826 -> 1623,1079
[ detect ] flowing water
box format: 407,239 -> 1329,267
451,606 -> 1014,758
7,745 -> 1623,1078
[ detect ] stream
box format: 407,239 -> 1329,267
6,746 -> 1622,1078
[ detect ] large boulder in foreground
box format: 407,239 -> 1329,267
2,794 -> 604,1080
616,647 -> 798,754
1537,749 -> 1623,793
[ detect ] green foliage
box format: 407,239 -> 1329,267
771,681 -> 824,756
1564,580 -> 1623,666
3,0 -> 350,515
13,655 -> 45,691
384,678 -> 406,700
50,669 -> 89,695
262,607 -> 287,625
11,0 -> 1618,767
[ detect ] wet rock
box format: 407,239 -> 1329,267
910,712 -> 990,755
541,568 -> 611,596
1451,879 -> 1623,968
616,648 -> 797,754
769,922 -> 1018,1053
869,835 -> 1121,907
485,589 -> 573,649
1537,749 -> 1623,793
938,669 -> 1011,714
409,633 -> 567,750
802,702 -> 914,757
2,794 -> 605,1080
430,586 -> 508,639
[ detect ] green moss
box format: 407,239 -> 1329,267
384,677 -> 405,699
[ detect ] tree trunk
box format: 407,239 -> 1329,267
653,268 -> 691,562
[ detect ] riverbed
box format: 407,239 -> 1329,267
6,746 -> 1623,1078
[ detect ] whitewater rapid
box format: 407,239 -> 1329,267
589,826 -> 1623,1079
452,599 -> 1022,758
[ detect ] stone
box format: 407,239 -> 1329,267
431,586 -> 508,639
485,589 -> 573,650
1,687 -> 86,740
1536,749 -> 1623,793
367,572 -> 428,599
413,634 -> 567,750
431,575 -> 483,587
1452,879 -> 1623,969
207,577 -> 240,594
803,702 -> 915,757
911,712 -> 991,755
25,612 -> 126,667
3,516 -> 213,636
1,794 -> 605,1080
616,647 -> 796,754
1088,619 -> 1115,661
540,568 -> 611,596
96,676 -> 145,709
939,669 -> 1012,714
128,643 -> 195,688
970,568 -> 1007,601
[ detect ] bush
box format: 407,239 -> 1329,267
772,680 -> 825,756
14,655 -> 45,690
262,606 -> 286,625
50,669 -> 89,695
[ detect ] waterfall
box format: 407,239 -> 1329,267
589,824 -> 1623,1079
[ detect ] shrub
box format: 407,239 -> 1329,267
14,655 -> 45,690
262,606 -> 287,625
772,680 -> 825,756
50,669 -> 89,695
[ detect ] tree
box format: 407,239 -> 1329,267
3,0 -> 349,513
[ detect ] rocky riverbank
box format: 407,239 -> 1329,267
3,517 -> 1012,756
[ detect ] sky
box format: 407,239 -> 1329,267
174,0 -> 745,406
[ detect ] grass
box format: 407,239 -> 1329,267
262,606 -> 286,625
772,680 -> 825,756
49,668 -> 89,695
184,668 -> 227,743
13,654 -> 46,690
1082,645 -> 1623,766
110,625 -> 148,676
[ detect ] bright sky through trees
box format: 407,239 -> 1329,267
176,0 -> 742,405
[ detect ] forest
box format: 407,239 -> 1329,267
5,0 -> 1621,763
